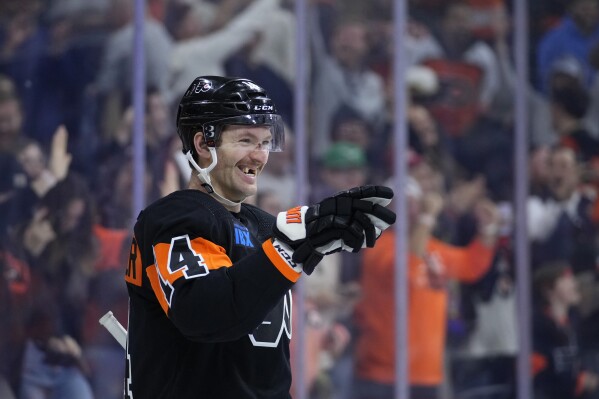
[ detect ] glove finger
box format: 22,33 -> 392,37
333,185 -> 393,198
309,187 -> 394,223
288,237 -> 328,274
337,214 -> 368,252
360,186 -> 394,207
349,221 -> 367,252
338,185 -> 394,201
307,213 -> 356,236
302,252 -> 324,275
354,226 -> 382,249
353,210 -> 377,247
309,213 -> 356,236
292,241 -> 316,264
306,214 -> 332,235
335,196 -> 354,216
304,202 -> 322,223
315,238 -> 344,255
350,198 -> 394,217
364,214 -> 392,233
364,204 -> 397,227
336,216 -> 365,250
361,196 -> 392,207
359,206 -> 396,238
306,196 -> 354,221
356,186 -> 394,207
351,198 -> 375,214
312,220 -> 363,252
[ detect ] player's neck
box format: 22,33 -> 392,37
188,175 -> 242,213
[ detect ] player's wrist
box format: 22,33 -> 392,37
262,238 -> 303,282
270,237 -> 303,273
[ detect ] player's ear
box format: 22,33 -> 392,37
193,131 -> 211,161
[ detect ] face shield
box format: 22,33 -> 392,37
202,114 -> 285,152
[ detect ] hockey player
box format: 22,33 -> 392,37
124,76 -> 396,398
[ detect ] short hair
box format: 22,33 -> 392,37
533,260 -> 572,304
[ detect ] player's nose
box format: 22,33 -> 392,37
248,146 -> 269,164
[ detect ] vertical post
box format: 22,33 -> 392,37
293,0 -> 309,398
513,1 -> 532,398
132,0 -> 146,222
392,0 -> 410,398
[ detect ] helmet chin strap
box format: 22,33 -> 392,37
185,149 -> 242,208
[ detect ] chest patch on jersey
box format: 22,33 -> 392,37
234,224 -> 254,248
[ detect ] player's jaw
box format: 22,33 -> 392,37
217,150 -> 268,202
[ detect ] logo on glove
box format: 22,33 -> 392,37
285,207 -> 303,224
273,242 -> 299,268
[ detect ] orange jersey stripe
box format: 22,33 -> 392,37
153,236 -> 233,285
125,237 -> 143,286
262,240 -> 301,283
146,264 -> 170,315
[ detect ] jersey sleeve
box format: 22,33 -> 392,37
129,202 -> 298,343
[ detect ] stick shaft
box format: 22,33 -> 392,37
99,311 -> 127,349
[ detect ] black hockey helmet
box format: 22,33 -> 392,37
176,76 -> 285,157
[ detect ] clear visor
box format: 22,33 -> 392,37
206,114 -> 285,152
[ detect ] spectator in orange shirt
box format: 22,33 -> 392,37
353,178 -> 499,399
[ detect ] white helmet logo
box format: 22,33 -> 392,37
254,105 -> 273,111
194,80 -> 212,93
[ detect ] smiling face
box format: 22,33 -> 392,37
199,125 -> 271,204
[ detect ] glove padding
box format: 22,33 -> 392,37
272,185 -> 396,275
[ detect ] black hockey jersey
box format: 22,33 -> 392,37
124,190 -> 300,398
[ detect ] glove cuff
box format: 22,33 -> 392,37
262,238 -> 303,280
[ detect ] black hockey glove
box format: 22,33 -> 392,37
271,185 -> 396,275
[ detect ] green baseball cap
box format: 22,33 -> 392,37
323,142 -> 366,169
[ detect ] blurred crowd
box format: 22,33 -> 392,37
1,0 -> 599,398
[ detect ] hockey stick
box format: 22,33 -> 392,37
99,311 -> 127,349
